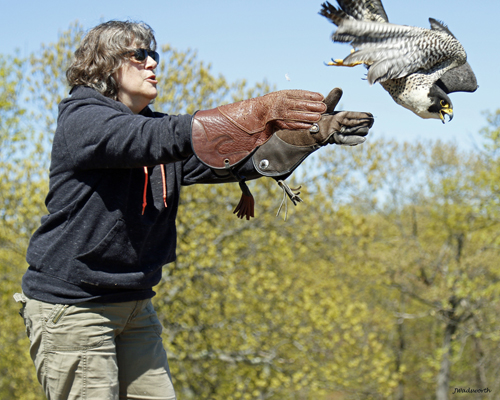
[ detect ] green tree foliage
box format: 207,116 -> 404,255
0,52 -> 45,400
0,25 -> 82,398
155,179 -> 397,399
1,22 -> 500,400
312,139 -> 500,399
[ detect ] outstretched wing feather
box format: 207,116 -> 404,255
334,0 -> 389,22
334,20 -> 463,83
365,0 -> 389,22
428,18 -> 456,38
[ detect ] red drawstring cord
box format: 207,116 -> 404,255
142,167 -> 149,215
141,165 -> 167,215
160,164 -> 167,208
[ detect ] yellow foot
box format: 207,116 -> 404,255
324,58 -> 364,67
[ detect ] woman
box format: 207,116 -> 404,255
16,20 -> 373,399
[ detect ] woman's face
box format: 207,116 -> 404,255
114,49 -> 158,114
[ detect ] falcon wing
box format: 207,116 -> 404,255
336,0 -> 389,22
436,62 -> 478,94
429,18 -> 478,93
320,1 -> 388,24
428,18 -> 456,38
365,0 -> 389,22
332,20 -> 466,84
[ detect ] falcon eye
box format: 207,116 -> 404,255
440,100 -> 448,107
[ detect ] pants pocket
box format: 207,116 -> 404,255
43,302 -> 106,351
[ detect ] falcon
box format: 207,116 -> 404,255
319,0 -> 478,123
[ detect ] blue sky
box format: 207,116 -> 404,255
1,0 -> 498,150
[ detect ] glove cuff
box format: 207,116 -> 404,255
191,108 -> 266,170
252,133 -> 319,178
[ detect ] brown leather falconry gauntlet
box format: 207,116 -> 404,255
191,90 -> 327,170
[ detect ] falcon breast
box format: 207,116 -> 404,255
320,0 -> 478,123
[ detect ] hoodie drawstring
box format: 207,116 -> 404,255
142,167 -> 149,215
160,164 -> 168,208
141,165 -> 167,215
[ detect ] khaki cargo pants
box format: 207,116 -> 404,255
15,293 -> 176,400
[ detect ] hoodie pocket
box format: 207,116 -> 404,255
75,219 -> 142,287
77,219 -> 137,264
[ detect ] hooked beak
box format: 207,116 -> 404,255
440,105 -> 454,124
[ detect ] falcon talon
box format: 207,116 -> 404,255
325,58 -> 344,66
327,58 -> 363,67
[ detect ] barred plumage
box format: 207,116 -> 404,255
320,0 -> 477,122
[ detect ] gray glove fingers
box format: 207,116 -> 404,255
340,125 -> 371,137
333,111 -> 374,128
332,132 -> 367,146
324,88 -> 343,113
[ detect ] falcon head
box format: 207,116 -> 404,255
427,85 -> 453,123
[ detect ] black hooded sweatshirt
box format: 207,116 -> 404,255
22,86 -> 258,304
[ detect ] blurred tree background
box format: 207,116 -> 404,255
1,23 -> 499,400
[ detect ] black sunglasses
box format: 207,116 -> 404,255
128,49 -> 160,63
